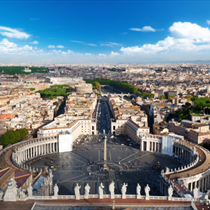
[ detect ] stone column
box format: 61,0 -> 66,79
42,145 -> 44,155
57,142 -> 59,152
19,152 -> 21,163
140,140 -> 143,151
204,177 -> 207,191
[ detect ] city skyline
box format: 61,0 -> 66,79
1,1 -> 210,64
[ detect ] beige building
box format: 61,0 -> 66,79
169,119 -> 210,144
75,83 -> 93,94
65,93 -> 97,117
37,116 -> 97,142
108,95 -> 149,142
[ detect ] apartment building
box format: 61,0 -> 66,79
108,95 -> 149,142
169,119 -> 210,144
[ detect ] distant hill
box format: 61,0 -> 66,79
0,66 -> 47,75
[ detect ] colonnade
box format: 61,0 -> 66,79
141,140 -> 162,153
173,144 -> 193,163
12,136 -> 58,165
140,134 -> 162,153
188,176 -> 210,192
160,139 -> 210,194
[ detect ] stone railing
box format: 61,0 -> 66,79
163,140 -> 199,176
12,193 -> 200,202
164,154 -> 199,175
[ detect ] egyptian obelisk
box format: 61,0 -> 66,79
103,130 -> 107,170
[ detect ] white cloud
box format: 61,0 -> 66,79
0,26 -> 30,39
169,22 -> 210,42
100,42 -> 122,47
48,45 -> 65,49
70,40 -> 96,46
30,41 -> 39,44
99,53 -> 106,57
110,51 -> 119,56
207,20 -> 210,25
48,45 -> 56,48
57,45 -> 64,48
130,26 -> 156,32
121,22 -> 210,54
0,38 -> 33,54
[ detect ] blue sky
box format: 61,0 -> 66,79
1,1 -> 210,64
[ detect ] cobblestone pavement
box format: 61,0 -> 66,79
26,137 -> 183,196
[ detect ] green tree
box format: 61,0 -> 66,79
168,95 -> 175,100
185,102 -> 191,107
160,95 -> 166,100
0,128 -> 28,147
186,95 -> 193,101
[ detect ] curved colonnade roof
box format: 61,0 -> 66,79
167,141 -> 209,180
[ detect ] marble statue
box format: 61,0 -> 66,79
49,169 -> 53,179
121,183 -> 128,199
84,183 -> 91,199
109,181 -> 115,199
74,183 -> 81,200
168,185 -> 173,200
3,179 -> 18,201
136,183 -> 141,199
99,183 -> 104,199
27,183 -> 33,197
144,184 -> 150,200
193,187 -> 198,199
53,183 -> 59,197
19,191 -> 26,199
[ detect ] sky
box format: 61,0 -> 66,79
1,0 -> 210,64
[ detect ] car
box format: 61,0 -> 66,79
121,144 -> 124,146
